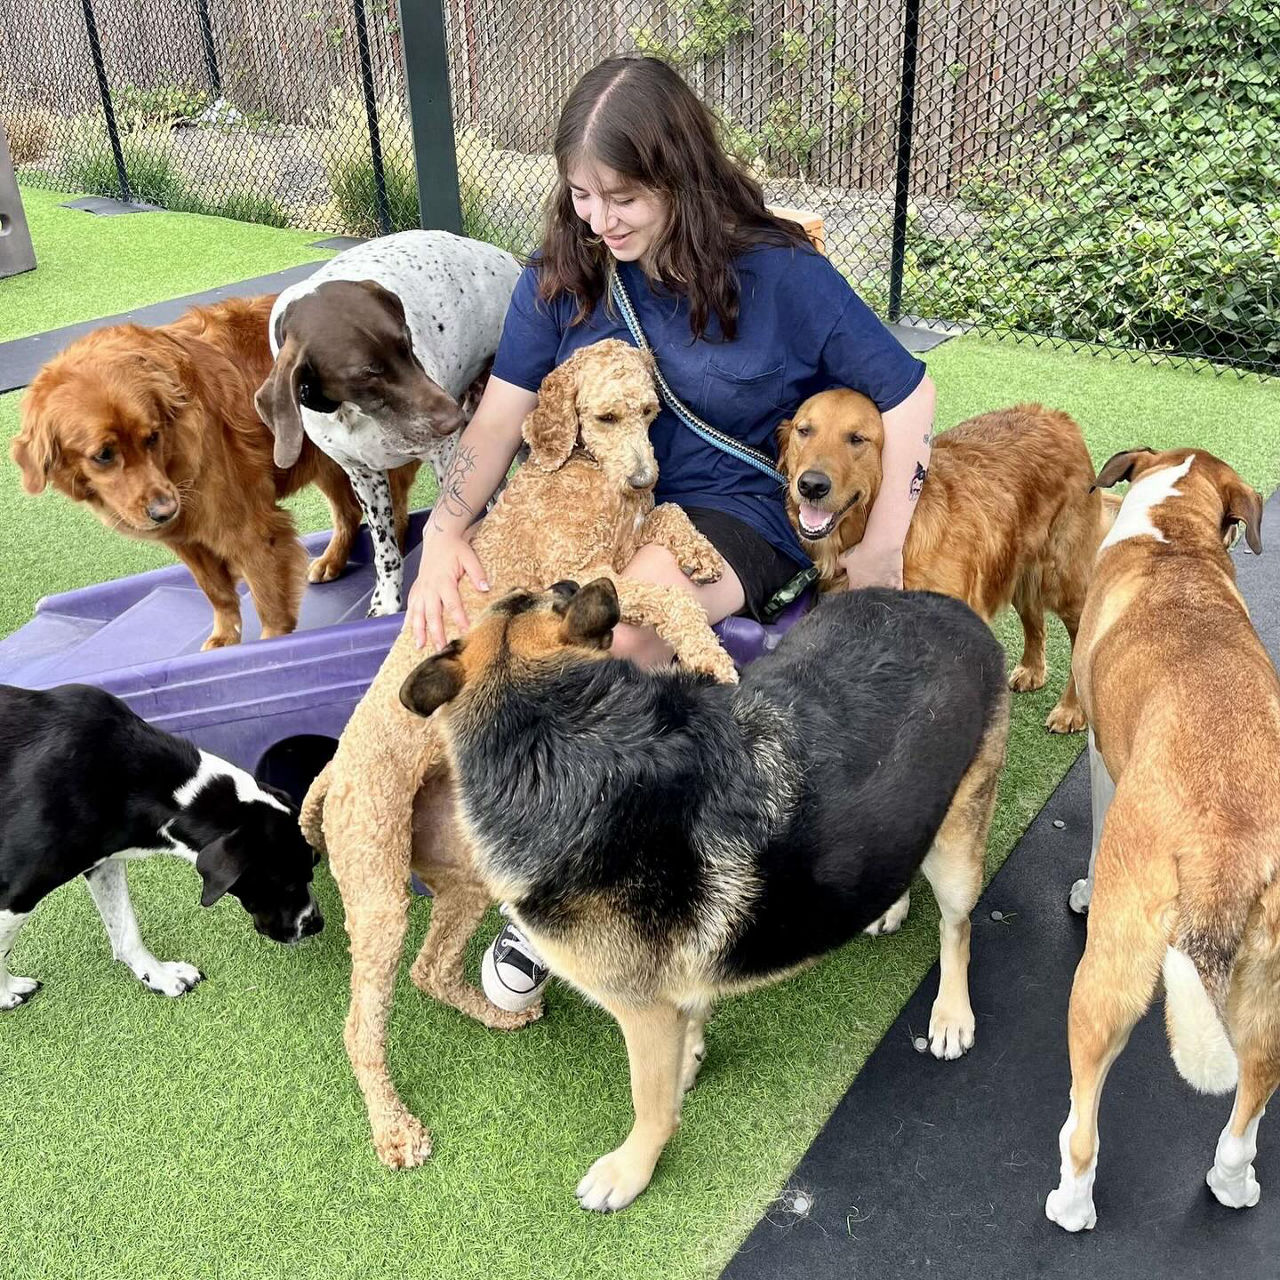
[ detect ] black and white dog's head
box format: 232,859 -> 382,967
172,757 -> 323,944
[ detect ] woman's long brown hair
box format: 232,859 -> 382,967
538,56 -> 812,342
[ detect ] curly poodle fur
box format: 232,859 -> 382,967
302,339 -> 737,1169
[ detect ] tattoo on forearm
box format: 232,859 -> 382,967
439,445 -> 479,520
909,461 -> 928,501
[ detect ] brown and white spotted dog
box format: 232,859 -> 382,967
256,231 -> 520,617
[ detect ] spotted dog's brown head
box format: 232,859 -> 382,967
399,578 -> 622,722
255,279 -> 466,469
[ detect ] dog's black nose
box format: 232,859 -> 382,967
797,471 -> 831,501
147,496 -> 179,524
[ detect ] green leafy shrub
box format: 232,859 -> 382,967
908,0 -> 1280,369
114,83 -> 213,131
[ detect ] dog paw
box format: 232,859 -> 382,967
0,977 -> 41,1010
1208,1162 -> 1261,1209
1045,1185 -> 1097,1232
576,1146 -> 657,1213
366,589 -> 403,619
477,1000 -> 544,1032
374,1113 -> 433,1170
1068,877 -> 1092,914
927,999 -> 975,1060
694,645 -> 739,684
1045,703 -> 1087,734
201,630 -> 241,651
138,960 -> 204,997
865,891 -> 910,937
1008,664 -> 1046,693
308,554 -> 346,584
681,551 -> 724,586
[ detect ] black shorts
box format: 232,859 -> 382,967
684,506 -> 807,622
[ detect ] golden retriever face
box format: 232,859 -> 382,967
777,389 -> 886,546
14,330 -> 201,533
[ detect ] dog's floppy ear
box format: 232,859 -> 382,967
11,390 -> 60,495
196,833 -> 251,908
1222,477 -> 1263,555
255,332 -> 307,470
775,416 -> 795,458
399,640 -> 466,719
560,577 -> 621,649
522,349 -> 585,472
1091,447 -> 1156,491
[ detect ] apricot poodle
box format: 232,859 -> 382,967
301,338 -> 736,1169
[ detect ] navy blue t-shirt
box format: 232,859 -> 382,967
492,243 -> 926,567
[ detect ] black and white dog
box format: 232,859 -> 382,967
0,684 -> 323,1009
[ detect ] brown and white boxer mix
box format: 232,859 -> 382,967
1045,446 -> 1276,1233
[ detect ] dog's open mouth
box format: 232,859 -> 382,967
795,492 -> 862,541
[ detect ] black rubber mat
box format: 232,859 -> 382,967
59,195 -> 164,215
722,497 -> 1280,1280
890,321 -> 954,353
0,262 -> 322,394
308,235 -> 367,250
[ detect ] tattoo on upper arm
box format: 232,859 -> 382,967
909,461 -> 928,501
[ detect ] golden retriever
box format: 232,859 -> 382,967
12,296 -> 416,648
779,390 -> 1112,732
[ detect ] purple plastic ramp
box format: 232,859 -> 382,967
0,509 -> 811,790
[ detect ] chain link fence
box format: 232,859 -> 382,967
1,0 -> 1276,372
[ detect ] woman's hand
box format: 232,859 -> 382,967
407,527 -> 490,652
838,540 -> 904,590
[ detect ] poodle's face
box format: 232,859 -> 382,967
523,339 -> 661,486
574,344 -> 660,492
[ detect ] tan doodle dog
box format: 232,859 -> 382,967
301,339 -> 737,1169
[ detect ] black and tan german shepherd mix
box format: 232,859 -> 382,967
399,579 -> 1010,1212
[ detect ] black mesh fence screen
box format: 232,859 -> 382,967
1,0 -> 1275,371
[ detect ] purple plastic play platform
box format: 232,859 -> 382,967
0,510 -> 809,798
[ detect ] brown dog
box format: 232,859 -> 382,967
11,296 -> 416,648
779,390 -> 1109,733
1045,447 -> 1274,1232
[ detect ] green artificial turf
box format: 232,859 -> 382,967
2,278 -> 1278,1280
0,186 -> 330,342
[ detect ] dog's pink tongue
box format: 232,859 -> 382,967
798,501 -> 830,532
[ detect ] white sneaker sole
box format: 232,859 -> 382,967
481,943 -> 547,1013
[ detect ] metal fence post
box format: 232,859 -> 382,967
79,0 -> 131,204
195,0 -> 223,98
353,0 -> 392,235
887,0 -> 920,324
396,0 -> 462,234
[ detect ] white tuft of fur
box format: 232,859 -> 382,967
1163,947 -> 1238,1094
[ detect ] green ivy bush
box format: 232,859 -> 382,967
909,0 -> 1280,369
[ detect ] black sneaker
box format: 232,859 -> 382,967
481,917 -> 550,1012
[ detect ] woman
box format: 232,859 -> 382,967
408,56 -> 936,1010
